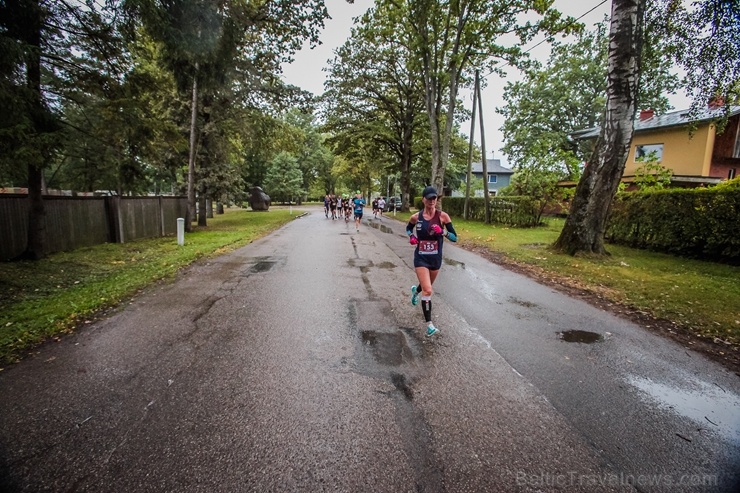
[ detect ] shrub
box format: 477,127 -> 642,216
606,187 -> 740,261
432,196 -> 541,227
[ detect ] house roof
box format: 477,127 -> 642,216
570,105 -> 740,140
470,158 -> 515,174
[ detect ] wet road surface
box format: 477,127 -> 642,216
0,206 -> 738,492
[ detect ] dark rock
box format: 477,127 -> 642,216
249,187 -> 271,211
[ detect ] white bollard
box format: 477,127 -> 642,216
177,218 -> 185,246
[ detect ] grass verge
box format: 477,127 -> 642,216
0,208 -> 298,366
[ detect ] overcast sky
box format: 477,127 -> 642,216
280,0 -> 691,168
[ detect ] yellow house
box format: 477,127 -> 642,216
571,105 -> 740,187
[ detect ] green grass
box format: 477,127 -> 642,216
395,212 -> 740,348
0,208 -> 297,365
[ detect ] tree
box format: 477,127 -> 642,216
281,109 -> 334,203
322,6 -> 428,211
380,0 -> 578,198
554,0 -> 739,256
633,155 -> 672,191
240,111 -> 289,189
53,33 -> 185,196
554,0 -> 645,255
650,0 -> 740,121
499,168 -> 570,224
125,0 -> 329,223
499,17 -> 678,178
0,0 -> 121,259
264,151 -> 303,203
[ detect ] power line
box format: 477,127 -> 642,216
484,0 -> 610,77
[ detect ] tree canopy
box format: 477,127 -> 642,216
0,0 -> 329,257
499,16 -> 680,179
379,0 -> 580,196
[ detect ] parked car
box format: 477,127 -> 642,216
384,196 -> 402,212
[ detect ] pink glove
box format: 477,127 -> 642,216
431,224 -> 443,235
409,235 -> 418,245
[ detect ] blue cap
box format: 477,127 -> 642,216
422,186 -> 438,199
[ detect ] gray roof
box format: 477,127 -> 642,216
470,158 -> 514,174
570,105 -> 740,140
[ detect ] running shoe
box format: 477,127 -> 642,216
426,322 -> 439,337
410,285 -> 419,306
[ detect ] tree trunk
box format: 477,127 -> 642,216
25,164 -> 46,260
554,0 -> 644,255
437,57 -> 462,198
23,0 -> 46,260
198,183 -> 207,227
464,73 -> 477,220
187,66 -> 198,223
425,77 -> 443,191
415,0 -> 442,195
400,101 -> 414,211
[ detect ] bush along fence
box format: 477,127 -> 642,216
606,187 -> 740,262
0,195 -> 189,261
419,196 -> 543,227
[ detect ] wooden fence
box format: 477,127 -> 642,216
0,195 -> 188,261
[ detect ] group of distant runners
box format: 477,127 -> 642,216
371,196 -> 386,219
323,193 -> 391,224
323,191 -> 366,232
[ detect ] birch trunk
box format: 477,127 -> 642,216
554,0 -> 645,255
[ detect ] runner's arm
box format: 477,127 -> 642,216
444,222 -> 457,242
405,214 -> 418,236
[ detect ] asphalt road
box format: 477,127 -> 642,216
1,206 -> 738,493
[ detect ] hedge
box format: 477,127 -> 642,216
418,196 -> 541,227
605,187 -> 740,261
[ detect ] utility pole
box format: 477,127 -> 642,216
464,72 -> 478,220
476,70 -> 490,224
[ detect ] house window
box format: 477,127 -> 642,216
734,125 -> 740,158
488,175 -> 497,183
635,144 -> 664,162
730,168 -> 737,180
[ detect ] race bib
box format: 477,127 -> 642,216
419,240 -> 439,255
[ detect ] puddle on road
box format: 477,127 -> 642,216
250,261 -> 275,273
443,258 -> 465,268
391,372 -> 414,400
246,257 -> 282,273
361,330 -> 413,366
509,296 -> 538,309
557,330 -> 603,343
350,301 -> 425,406
348,258 -> 373,269
628,375 -> 740,443
377,261 -> 396,269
